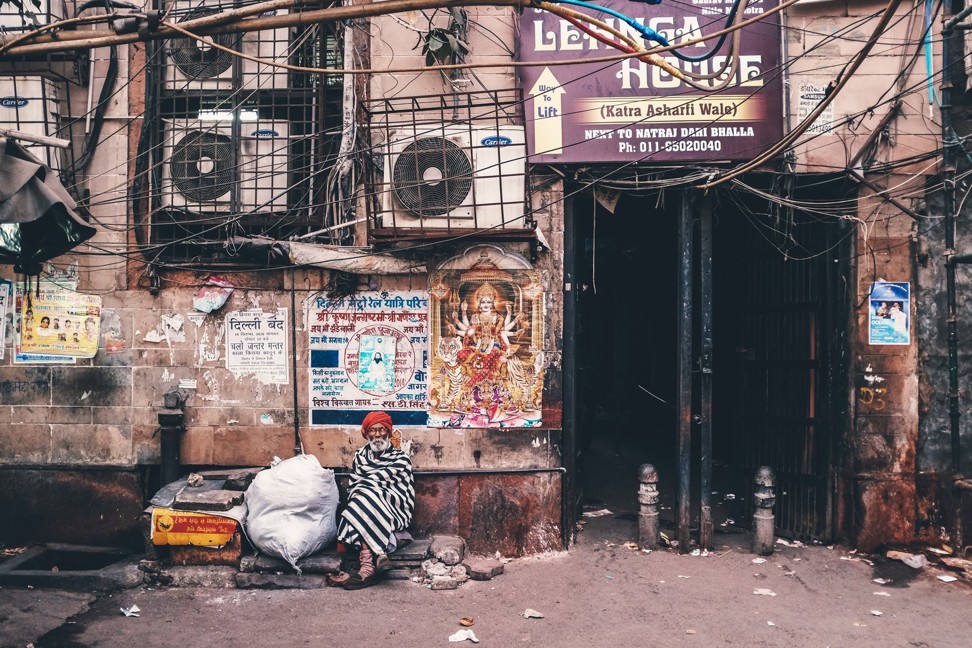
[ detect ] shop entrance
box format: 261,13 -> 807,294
568,181 -> 849,544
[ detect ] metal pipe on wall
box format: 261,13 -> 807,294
942,4 -> 963,480
562,190 -> 578,551
942,1 -> 966,548
290,270 -> 303,456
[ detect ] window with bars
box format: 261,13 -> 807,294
364,90 -> 533,244
143,0 -> 343,264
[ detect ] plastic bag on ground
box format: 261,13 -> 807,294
244,454 -> 339,572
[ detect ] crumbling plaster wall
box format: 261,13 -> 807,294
1,215 -> 566,473
369,7 -> 516,101
851,181 -> 921,551
786,1 -> 939,176
915,185 -> 972,540
0,21 -> 566,543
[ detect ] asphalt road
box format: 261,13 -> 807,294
2,514 -> 970,648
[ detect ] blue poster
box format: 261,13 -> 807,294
307,290 -> 429,427
357,334 -> 397,394
869,282 -> 910,345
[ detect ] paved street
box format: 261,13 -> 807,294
2,514 -> 970,648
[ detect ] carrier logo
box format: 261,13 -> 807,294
251,129 -> 279,138
0,97 -> 28,108
481,136 -> 512,146
260,9 -> 277,16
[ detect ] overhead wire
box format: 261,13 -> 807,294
30,0 -> 956,270
701,0 -> 908,188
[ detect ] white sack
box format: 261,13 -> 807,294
244,454 -> 339,571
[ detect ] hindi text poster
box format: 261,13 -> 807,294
225,308 -> 289,384
18,284 -> 99,359
308,291 -> 429,427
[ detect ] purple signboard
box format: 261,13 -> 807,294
517,0 -> 783,163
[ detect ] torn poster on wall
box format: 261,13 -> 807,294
11,281 -> 76,364
869,281 -> 910,346
0,279 -> 10,360
308,291 -> 428,426
428,245 -> 545,428
18,282 -> 99,358
225,308 -> 289,384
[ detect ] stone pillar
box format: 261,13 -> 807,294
638,464 -> 659,550
753,466 -> 776,555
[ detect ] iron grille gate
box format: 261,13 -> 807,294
719,211 -> 844,542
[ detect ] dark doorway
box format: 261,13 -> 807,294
570,179 -> 848,543
571,191 -> 679,521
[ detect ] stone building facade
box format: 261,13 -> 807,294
0,0 -> 967,556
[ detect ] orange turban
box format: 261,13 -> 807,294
360,411 -> 393,439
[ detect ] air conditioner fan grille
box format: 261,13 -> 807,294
392,136 -> 473,217
169,130 -> 235,202
169,8 -> 238,80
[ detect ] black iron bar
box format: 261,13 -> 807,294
290,270 -> 302,456
699,194 -> 714,551
562,191 -> 578,551
677,189 -> 694,552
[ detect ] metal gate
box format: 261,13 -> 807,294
720,212 -> 846,541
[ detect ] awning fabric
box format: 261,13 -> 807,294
0,139 -> 95,275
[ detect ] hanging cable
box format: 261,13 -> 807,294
61,0 -> 125,188
667,0 -> 746,63
702,0 -> 907,189
535,0 -> 669,46
924,0 -> 942,106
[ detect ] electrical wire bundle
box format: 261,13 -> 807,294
0,0 -> 959,280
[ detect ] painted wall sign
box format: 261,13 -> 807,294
428,246 -> 545,428
225,308 -> 289,384
869,282 -> 910,346
18,283 -> 99,359
517,0 -> 783,163
308,291 -> 429,426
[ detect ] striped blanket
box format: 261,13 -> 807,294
337,445 -> 415,554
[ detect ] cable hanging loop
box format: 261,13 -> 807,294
542,0 -> 670,46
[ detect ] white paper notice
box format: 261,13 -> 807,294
225,308 -> 289,384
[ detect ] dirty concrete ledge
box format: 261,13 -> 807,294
0,535 -> 509,592
0,544 -> 144,591
148,536 -> 492,590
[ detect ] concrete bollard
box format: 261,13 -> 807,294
638,464 -> 660,550
753,466 -> 776,555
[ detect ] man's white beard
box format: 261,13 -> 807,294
369,438 -> 389,454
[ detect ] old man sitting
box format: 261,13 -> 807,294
338,411 -> 415,590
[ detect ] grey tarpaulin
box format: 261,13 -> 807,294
226,236 -> 427,275
0,139 -> 96,275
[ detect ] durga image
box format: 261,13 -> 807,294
449,282 -> 523,385
428,247 -> 545,428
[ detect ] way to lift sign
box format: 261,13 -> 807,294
517,0 -> 783,163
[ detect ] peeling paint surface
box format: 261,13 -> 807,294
200,370 -> 220,402
917,190 -> 972,472
197,323 -> 223,364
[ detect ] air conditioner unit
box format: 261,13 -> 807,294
0,76 -> 63,171
0,0 -> 66,32
381,125 -> 526,230
160,118 -> 291,213
164,0 -> 290,91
